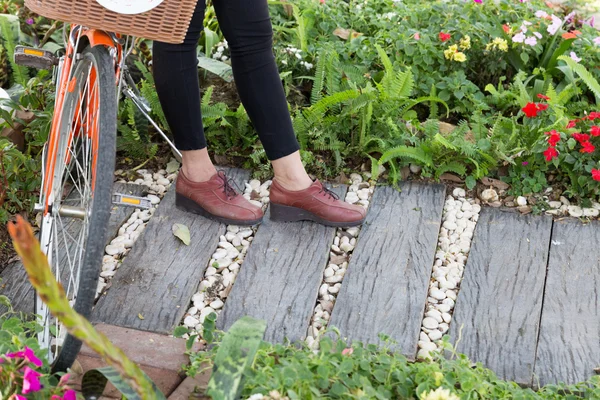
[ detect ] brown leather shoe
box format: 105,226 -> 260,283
269,179 -> 366,227
175,170 -> 264,226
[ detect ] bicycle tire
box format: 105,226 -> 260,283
37,45 -> 117,373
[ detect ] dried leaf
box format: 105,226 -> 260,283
439,173 -> 464,183
172,224 -> 191,246
166,159 -> 181,174
333,27 -> 351,40
481,177 -> 509,190
138,313 -> 145,320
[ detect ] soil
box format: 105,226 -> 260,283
0,223 -> 16,275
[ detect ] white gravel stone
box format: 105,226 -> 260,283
516,196 -> 527,206
452,188 -> 466,198
568,205 -> 584,218
583,208 -> 599,217
210,299 -> 224,309
147,194 -> 160,205
346,227 -> 360,237
429,288 -> 446,300
339,243 -> 354,252
345,192 -> 359,204
548,201 -> 562,209
418,341 -> 437,351
428,329 -> 443,341
205,267 -> 217,276
425,309 -> 443,322
480,188 -> 498,203
422,317 -> 439,329
105,244 -> 124,256
324,267 -> 335,278
184,316 -> 200,327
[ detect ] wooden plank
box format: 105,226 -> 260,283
328,183 -> 445,357
218,184 -> 347,343
93,169 -> 250,334
534,219 -> 600,386
0,182 -> 146,314
448,209 -> 553,386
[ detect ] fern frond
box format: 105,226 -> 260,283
379,145 -> 433,167
558,55 -> 600,103
435,161 -> 467,179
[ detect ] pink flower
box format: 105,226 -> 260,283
594,37 -> 600,46
58,373 -> 71,387
522,161 -> 529,166
26,18 -> 34,25
341,348 -> 354,356
22,366 -> 42,394
524,36 -> 537,46
414,33 -> 420,40
6,347 -> 43,368
10,395 -> 27,400
570,52 -> 581,62
473,0 -> 482,3
63,389 -> 77,400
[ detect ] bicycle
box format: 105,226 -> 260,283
14,0 -> 197,372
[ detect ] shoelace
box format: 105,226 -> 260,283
319,185 -> 339,201
217,171 -> 240,200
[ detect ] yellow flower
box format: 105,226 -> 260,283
453,52 -> 467,62
444,44 -> 458,60
486,37 -> 508,52
459,35 -> 471,50
420,387 -> 461,400
495,38 -> 508,52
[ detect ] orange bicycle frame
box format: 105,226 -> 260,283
42,26 -> 123,214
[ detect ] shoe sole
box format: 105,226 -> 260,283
175,193 -> 263,226
270,202 -> 366,228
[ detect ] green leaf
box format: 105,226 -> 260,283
465,176 -> 476,190
81,367 -> 166,400
173,326 -> 188,338
206,316 -> 267,400
172,224 -> 191,246
567,138 -> 576,150
520,52 -> 530,64
197,55 -> 234,82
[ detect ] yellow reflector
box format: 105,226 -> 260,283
121,197 -> 141,205
24,49 -> 45,57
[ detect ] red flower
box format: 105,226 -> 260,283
567,119 -> 578,129
546,130 -> 561,146
537,103 -> 548,111
562,32 -> 577,39
537,94 -> 550,100
580,141 -> 595,153
573,133 -> 590,143
502,24 -> 510,34
592,169 -> 600,181
590,112 -> 600,120
591,126 -> 600,136
439,32 -> 451,42
544,146 -> 559,161
523,102 -> 540,118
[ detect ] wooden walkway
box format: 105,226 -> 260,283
2,173 -> 599,387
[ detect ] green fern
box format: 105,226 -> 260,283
378,145 -> 433,167
435,161 -> 467,179
558,55 -> 600,103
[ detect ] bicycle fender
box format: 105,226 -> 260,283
82,29 -> 116,49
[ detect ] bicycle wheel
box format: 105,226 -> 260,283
37,45 -> 117,372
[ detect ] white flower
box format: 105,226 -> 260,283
281,59 -> 288,65
547,15 -> 562,35
217,46 -> 224,53
520,24 -> 528,33
212,52 -> 222,59
295,53 -> 302,59
523,21 -> 532,26
535,10 -> 548,18
570,51 -> 581,62
533,31 -> 542,39
246,395 -> 264,400
221,56 -> 229,62
524,36 -> 537,46
420,387 -> 460,400
512,32 -> 526,43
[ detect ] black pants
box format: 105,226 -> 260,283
152,0 -> 300,160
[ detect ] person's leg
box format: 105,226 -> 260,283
212,0 -> 312,191
153,0 -> 217,183
153,1 -> 263,225
212,0 -> 366,227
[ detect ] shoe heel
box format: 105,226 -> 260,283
269,202 -> 309,223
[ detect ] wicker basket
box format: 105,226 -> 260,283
25,0 -> 198,44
